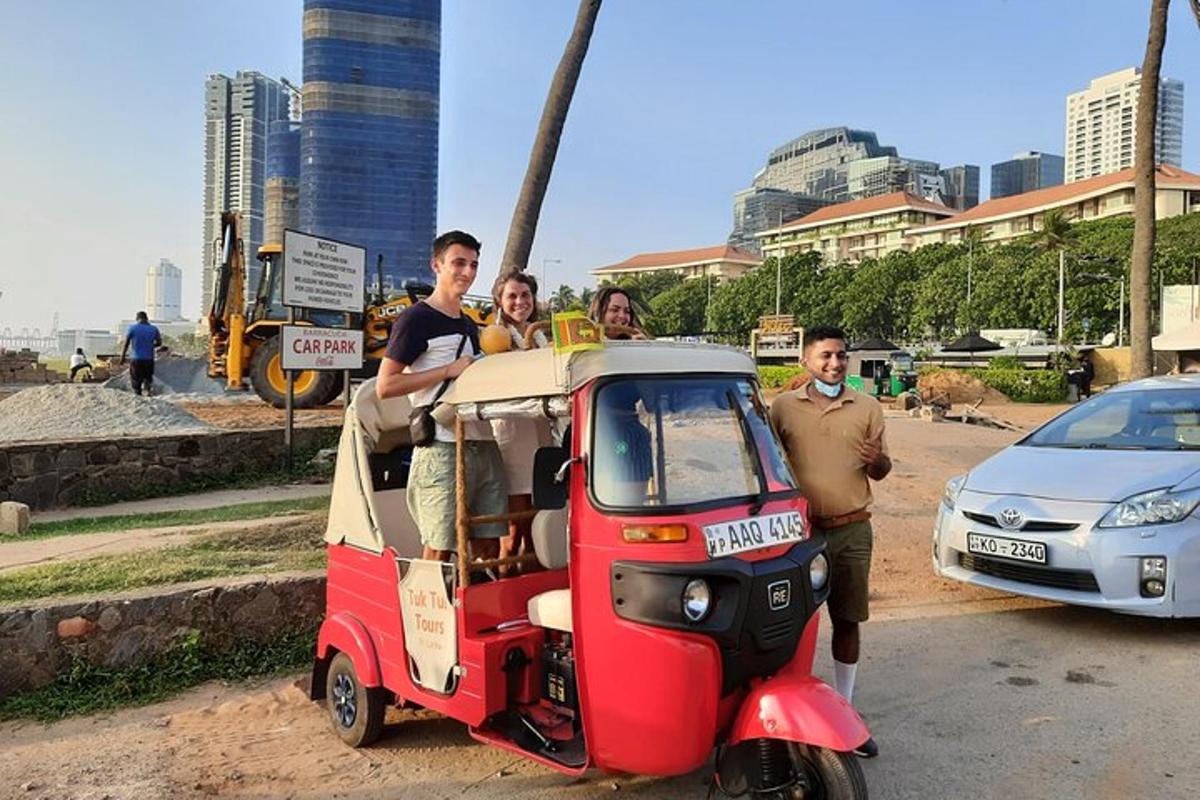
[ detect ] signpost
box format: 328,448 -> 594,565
281,230 -> 365,468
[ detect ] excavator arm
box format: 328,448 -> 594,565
206,212 -> 248,389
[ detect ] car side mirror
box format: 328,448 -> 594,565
533,446 -> 572,510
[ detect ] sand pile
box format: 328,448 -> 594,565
919,371 -> 1008,405
103,357 -> 225,396
0,385 -> 215,443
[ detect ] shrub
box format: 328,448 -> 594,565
758,366 -> 805,389
972,369 -> 1067,403
985,355 -> 1025,371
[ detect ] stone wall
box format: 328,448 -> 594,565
0,426 -> 338,510
0,573 -> 325,699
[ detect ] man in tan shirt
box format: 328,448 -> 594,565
769,325 -> 890,759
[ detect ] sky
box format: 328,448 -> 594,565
1,0 -> 1198,334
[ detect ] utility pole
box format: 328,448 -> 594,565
775,210 -> 783,315
1058,249 -> 1066,348
967,234 -> 974,330
1119,278 -> 1125,347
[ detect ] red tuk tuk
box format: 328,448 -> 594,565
312,341 -> 870,798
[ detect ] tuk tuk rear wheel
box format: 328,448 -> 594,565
788,744 -> 868,800
325,652 -> 385,747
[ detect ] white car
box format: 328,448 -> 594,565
933,374 -> 1200,617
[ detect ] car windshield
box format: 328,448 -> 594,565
590,376 -> 797,509
1022,387 -> 1200,450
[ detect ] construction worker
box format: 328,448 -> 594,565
120,311 -> 162,396
68,348 -> 93,382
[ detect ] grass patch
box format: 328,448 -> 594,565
14,494 -> 331,541
0,626 -> 316,722
0,515 -> 326,604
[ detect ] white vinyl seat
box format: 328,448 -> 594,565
526,508 -> 572,631
527,589 -> 573,632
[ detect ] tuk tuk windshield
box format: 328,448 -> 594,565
591,376 -> 797,510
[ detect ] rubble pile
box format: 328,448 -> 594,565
0,385 -> 214,443
0,349 -> 59,385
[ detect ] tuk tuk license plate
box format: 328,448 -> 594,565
702,511 -> 805,558
967,532 -> 1047,564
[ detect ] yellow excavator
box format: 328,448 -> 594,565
207,212 -> 491,408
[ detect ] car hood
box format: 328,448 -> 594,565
966,445 -> 1200,502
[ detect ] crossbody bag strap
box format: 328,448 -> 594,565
430,333 -> 468,405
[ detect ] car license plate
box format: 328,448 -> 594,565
967,533 -> 1047,565
702,511 -> 805,558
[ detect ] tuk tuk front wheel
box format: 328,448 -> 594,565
788,744 -> 868,800
325,652 -> 385,747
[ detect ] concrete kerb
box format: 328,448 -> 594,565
0,571 -> 326,700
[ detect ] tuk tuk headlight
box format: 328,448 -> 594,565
682,578 -> 712,623
810,553 -> 829,591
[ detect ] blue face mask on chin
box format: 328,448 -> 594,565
811,377 -> 843,398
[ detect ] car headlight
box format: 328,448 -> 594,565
942,473 -> 967,511
809,553 -> 829,591
1098,487 -> 1200,528
682,578 -> 712,622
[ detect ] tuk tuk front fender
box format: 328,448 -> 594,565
315,611 -> 382,688
728,674 -> 869,752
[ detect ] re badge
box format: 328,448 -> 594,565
768,579 -> 791,611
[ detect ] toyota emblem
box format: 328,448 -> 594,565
998,508 -> 1024,530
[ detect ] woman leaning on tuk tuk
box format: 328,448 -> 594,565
490,268 -> 553,567
589,286 -> 647,339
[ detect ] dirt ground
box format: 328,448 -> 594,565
180,403 -> 345,430
0,404 -> 1071,800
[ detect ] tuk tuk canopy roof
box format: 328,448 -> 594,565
439,341 -> 757,405
1153,321 -> 1200,352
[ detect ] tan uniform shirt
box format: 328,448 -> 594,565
769,385 -> 888,519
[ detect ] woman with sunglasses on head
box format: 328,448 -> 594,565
490,268 -> 552,571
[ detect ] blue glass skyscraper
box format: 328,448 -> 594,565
300,0 -> 440,293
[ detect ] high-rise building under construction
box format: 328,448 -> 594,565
300,0 -> 440,293
202,71 -> 291,316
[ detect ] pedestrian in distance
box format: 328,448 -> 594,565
68,348 -> 93,382
119,311 -> 162,396
768,325 -> 891,760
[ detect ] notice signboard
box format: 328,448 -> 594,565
280,325 -> 364,371
282,230 -> 365,314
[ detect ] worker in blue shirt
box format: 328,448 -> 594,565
120,311 -> 162,396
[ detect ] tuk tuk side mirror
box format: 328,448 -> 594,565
533,446 -> 572,510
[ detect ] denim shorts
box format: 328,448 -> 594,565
406,440 -> 508,551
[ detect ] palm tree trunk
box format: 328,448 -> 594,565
500,0 -> 602,274
1130,0 -> 1169,379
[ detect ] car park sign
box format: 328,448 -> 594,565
281,325 -> 364,371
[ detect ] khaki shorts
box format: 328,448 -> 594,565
407,441 -> 508,552
812,519 -> 873,623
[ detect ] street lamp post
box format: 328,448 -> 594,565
541,258 -> 562,294
1058,250 -> 1065,348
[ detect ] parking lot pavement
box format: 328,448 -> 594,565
844,604 -> 1200,800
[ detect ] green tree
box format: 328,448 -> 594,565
550,284 -> 578,312
646,279 -> 709,336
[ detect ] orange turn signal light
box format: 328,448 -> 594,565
622,524 -> 688,543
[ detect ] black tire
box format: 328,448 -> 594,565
325,651 -> 385,747
789,744 -> 868,800
318,372 -> 346,406
249,336 -> 337,409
